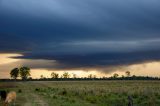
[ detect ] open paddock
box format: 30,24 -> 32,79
0,81 -> 160,106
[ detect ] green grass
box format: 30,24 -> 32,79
1,81 -> 160,106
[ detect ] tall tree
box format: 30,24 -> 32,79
10,68 -> 19,80
62,72 -> 70,78
88,74 -> 93,78
51,72 -> 59,79
125,71 -> 131,77
19,67 -> 31,80
113,73 -> 119,78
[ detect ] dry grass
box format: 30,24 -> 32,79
0,81 -> 160,106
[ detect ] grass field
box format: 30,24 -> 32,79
1,81 -> 160,106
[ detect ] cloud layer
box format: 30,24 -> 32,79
0,0 -> 160,71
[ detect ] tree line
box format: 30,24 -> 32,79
9,67 -> 160,81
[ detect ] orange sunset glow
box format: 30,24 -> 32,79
1,53 -> 160,79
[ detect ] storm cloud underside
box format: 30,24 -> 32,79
0,0 -> 160,71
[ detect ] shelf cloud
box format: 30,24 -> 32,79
0,0 -> 160,72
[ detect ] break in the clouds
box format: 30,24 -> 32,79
0,0 -> 160,70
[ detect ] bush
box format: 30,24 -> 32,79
18,89 -> 22,93
35,88 -> 40,92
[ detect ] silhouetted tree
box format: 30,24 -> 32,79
40,75 -> 44,79
132,75 -> 136,77
19,67 -> 31,80
62,72 -> 70,78
88,74 -> 93,78
10,68 -> 19,80
125,71 -> 131,77
51,72 -> 59,79
113,73 -> 119,78
121,75 -> 125,78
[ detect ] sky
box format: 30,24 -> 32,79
0,0 -> 160,78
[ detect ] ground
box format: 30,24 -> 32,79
1,81 -> 160,106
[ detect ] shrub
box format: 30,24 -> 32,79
18,89 -> 22,93
35,88 -> 40,92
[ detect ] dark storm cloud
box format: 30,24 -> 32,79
13,50 -> 160,71
1,0 -> 160,70
0,33 -> 34,53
